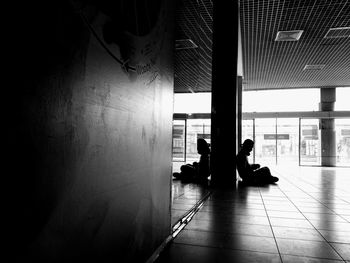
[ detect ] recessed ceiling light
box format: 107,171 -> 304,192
275,30 -> 304,41
175,39 -> 198,50
324,27 -> 350,39
303,64 -> 325,71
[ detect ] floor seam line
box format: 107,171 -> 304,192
258,186 -> 284,263
276,181 -> 347,262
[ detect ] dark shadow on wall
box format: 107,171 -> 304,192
4,0 -> 174,262
5,1 -> 91,260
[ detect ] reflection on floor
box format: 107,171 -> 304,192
171,162 -> 211,227
159,165 -> 350,262
171,180 -> 211,226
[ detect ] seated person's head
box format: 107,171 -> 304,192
197,138 -> 210,155
242,139 -> 254,156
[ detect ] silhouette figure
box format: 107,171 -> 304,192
236,139 -> 279,185
173,138 -> 210,183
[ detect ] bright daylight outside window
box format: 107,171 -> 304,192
173,93 -> 211,114
335,87 -> 350,111
242,88 -> 320,112
242,88 -> 350,167
173,93 -> 211,164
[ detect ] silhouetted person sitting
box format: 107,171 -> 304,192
236,139 -> 279,185
173,138 -> 210,183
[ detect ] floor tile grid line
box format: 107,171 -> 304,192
159,242 -> 286,262
275,168 -> 350,207
183,210 -> 277,239
321,206 -> 350,224
291,174 -> 350,196
275,197 -> 347,262
171,238 -> 283,258
258,186 -> 284,263
273,170 -> 350,228
178,224 -> 276,239
273,178 -> 347,262
273,169 -> 350,223
176,192 -> 284,256
172,190 -> 213,236
280,183 -> 350,224
191,211 -> 290,228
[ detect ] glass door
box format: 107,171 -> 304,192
242,119 -> 254,163
171,118 -> 211,228
277,118 -> 299,165
300,119 -> 321,166
172,119 -> 186,162
186,119 -> 211,164
335,118 -> 350,167
255,118 -> 277,165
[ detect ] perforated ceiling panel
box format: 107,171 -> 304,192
174,0 -> 213,93
174,0 -> 350,93
240,0 -> 350,90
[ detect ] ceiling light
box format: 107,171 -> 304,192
324,27 -> 350,39
275,30 -> 303,41
303,64 -> 325,71
175,39 -> 198,50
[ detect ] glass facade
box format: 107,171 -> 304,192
242,89 -> 320,112
255,118 -> 276,165
335,88 -> 350,111
186,119 -> 211,163
242,118 -> 350,167
335,119 -> 350,166
172,88 -> 350,167
242,119 -> 254,163
300,119 -> 321,165
172,119 -> 211,164
172,120 -> 186,162
172,117 -> 350,167
277,118 -> 299,165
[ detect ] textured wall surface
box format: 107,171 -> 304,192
5,1 -> 174,262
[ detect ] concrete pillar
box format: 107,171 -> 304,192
210,0 -> 239,187
319,88 -> 336,166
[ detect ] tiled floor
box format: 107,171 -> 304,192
171,162 -> 211,226
157,165 -> 350,263
171,180 -> 210,226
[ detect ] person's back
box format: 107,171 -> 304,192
197,138 -> 210,181
236,149 -> 253,181
173,138 -> 211,183
236,139 -> 279,185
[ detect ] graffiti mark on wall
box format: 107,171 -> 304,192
73,0 -> 167,84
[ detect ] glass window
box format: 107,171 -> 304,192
242,119 -> 254,163
186,119 -> 211,164
335,119 -> 350,167
243,89 -> 320,112
335,87 -> 350,111
174,92 -> 211,113
242,119 -> 254,141
172,120 -> 186,162
300,119 -> 321,166
255,118 -> 276,165
276,118 -> 299,165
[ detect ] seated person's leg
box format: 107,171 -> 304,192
253,167 -> 270,177
173,172 -> 182,179
180,164 -> 196,181
253,167 -> 279,183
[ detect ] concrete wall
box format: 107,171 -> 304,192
5,1 -> 174,262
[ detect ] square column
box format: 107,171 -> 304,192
210,0 -> 239,187
319,88 -> 336,166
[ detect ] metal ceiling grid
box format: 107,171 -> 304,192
174,0 -> 213,93
240,0 -> 350,90
174,0 -> 350,93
